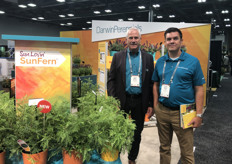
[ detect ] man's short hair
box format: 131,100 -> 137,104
126,27 -> 141,38
164,27 -> 183,40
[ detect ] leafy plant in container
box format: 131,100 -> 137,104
0,91 -> 16,163
141,41 -> 162,54
108,39 -> 127,51
10,98 -> 52,163
73,56 -> 81,66
40,99 -> 71,163
1,77 -> 11,93
77,92 -> 136,162
56,110 -> 97,164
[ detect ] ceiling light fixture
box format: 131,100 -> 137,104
28,3 -> 36,7
224,18 -> 230,21
118,19 -> 123,21
94,11 -> 101,14
105,9 -> 112,13
67,23 -> 72,25
82,28 -> 86,30
169,15 -> 175,18
38,17 -> 44,20
86,21 -> 92,24
138,6 -> 145,9
128,18 -> 133,21
153,4 -> 160,8
157,16 -> 163,19
198,0 -> 206,3
225,24 -> 231,27
18,4 -> 27,8
59,15 -> 66,18
31,18 -> 37,20
206,11 -> 213,14
215,25 -> 219,28
67,14 -> 74,17
221,10 -> 229,14
60,23 -> 65,26
56,0 -> 65,2
0,10 -> 5,14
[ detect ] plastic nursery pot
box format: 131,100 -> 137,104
0,151 -> 6,164
110,51 -> 119,56
63,150 -> 83,164
22,149 -> 48,164
101,149 -> 119,162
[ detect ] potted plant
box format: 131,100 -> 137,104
73,56 -> 81,67
141,41 -> 162,60
56,110 -> 96,164
8,97 -> 71,164
41,99 -> 71,163
1,77 -> 11,92
11,101 -> 48,164
72,58 -> 96,92
77,92 -> 136,163
108,39 -> 127,56
0,91 -> 16,163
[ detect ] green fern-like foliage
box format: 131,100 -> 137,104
77,92 -> 136,155
0,91 -> 15,152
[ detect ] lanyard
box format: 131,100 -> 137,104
162,60 -> 181,85
127,48 -> 141,76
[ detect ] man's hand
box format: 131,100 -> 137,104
188,117 -> 202,128
146,107 -> 155,119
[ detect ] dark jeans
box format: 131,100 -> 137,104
122,95 -> 145,161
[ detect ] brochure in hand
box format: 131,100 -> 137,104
180,103 -> 196,129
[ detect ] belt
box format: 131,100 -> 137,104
159,102 -> 179,110
126,93 -> 142,99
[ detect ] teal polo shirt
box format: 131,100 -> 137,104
125,48 -> 142,94
152,51 -> 205,107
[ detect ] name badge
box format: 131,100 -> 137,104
160,84 -> 170,98
131,75 -> 140,87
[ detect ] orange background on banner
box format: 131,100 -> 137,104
61,24 -> 211,106
15,41 -> 71,104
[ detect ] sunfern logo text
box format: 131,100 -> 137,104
16,50 -> 66,67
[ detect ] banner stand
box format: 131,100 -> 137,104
2,35 -> 79,111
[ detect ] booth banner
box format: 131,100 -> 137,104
98,42 -> 108,94
92,20 -> 207,42
15,41 -> 71,105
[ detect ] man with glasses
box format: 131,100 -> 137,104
107,27 -> 154,164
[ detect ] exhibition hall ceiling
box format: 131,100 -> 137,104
1,0 -> 231,34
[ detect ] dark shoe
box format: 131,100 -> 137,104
129,160 -> 136,164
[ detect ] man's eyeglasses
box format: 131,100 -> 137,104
128,36 -> 139,40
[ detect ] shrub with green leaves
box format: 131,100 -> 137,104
40,99 -> 71,159
73,57 -> 81,65
10,97 -> 70,157
77,92 -> 136,155
0,91 -> 15,152
72,78 -> 98,108
13,103 -> 45,155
